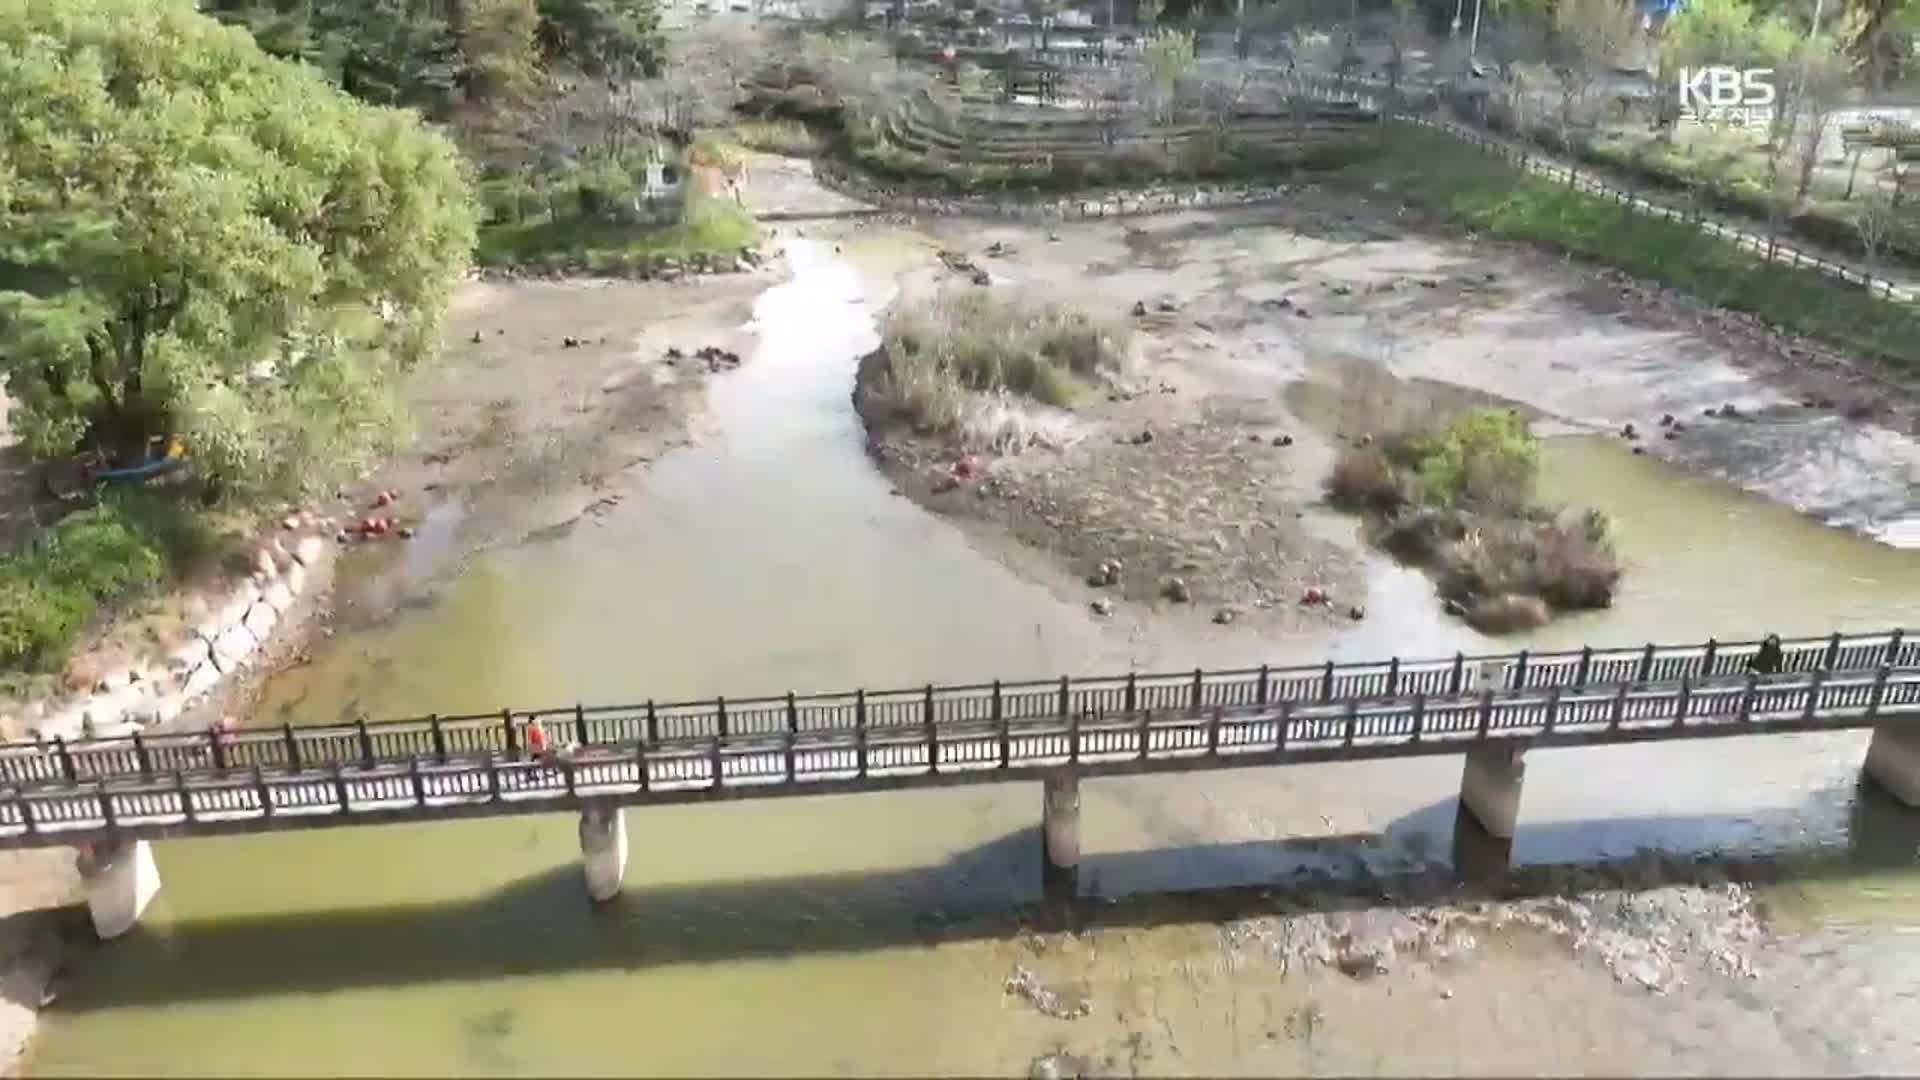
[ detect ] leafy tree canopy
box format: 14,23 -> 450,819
0,0 -> 477,498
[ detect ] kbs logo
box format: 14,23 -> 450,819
1677,66 -> 1776,127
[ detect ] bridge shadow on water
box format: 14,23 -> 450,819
34,777 -> 1920,1012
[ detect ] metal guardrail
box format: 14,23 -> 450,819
2,630 -> 1908,789
5,665 -> 1915,847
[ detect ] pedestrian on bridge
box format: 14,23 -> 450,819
1748,634 -> 1784,675
525,717 -> 550,760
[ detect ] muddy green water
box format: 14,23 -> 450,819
24,239 -> 1920,1076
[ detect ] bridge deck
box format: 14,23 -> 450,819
4,665 -> 1915,849
4,629 -> 1908,791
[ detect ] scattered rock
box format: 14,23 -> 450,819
243,601 -> 278,642
1163,578 -> 1191,603
1155,298 -> 1180,312
1090,598 -> 1114,617
1621,422 -> 1638,440
210,623 -> 260,673
293,535 -> 325,566
1330,283 -> 1352,296
1005,965 -> 1091,1019
1659,414 -> 1675,427
264,582 -> 296,614
1213,608 -> 1236,625
1130,429 -> 1154,445
1293,306 -> 1312,319
1348,604 -> 1366,621
1271,434 -> 1294,447
1131,301 -> 1148,317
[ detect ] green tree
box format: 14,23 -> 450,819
461,0 -> 544,104
535,0 -> 665,78
203,0 -> 462,111
0,0 -> 477,498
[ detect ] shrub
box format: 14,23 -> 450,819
870,289 -> 1130,447
1326,447 -> 1409,512
0,493 -> 214,671
1391,407 -> 1538,510
1325,407 -> 1620,627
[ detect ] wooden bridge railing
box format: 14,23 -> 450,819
0,630 -> 1908,791
3,665 -> 1916,847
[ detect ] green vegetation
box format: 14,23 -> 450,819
867,289 -> 1130,447
730,118 -> 828,157
1327,407 -> 1621,631
202,0 -> 664,113
1360,125 -> 1920,370
475,185 -> 758,273
0,0 -> 477,504
0,494 -> 218,671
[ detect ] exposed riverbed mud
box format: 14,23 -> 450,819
851,180 -> 1920,642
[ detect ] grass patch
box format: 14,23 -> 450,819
0,492 -> 218,672
1358,124 -> 1920,371
475,186 -> 760,275
1326,407 -> 1620,633
865,288 -> 1131,450
730,118 -> 827,157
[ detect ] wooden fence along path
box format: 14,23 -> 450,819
1286,70 -> 1918,305
827,61 -> 1915,304
0,630 -> 1911,847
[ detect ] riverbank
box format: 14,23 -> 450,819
0,259 -> 783,1075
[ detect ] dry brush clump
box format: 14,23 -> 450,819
1325,407 -> 1621,632
864,288 -> 1131,453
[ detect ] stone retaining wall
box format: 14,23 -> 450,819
15,524 -> 336,744
813,159 -> 1298,221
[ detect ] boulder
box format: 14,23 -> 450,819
243,601 -> 279,641
83,685 -> 152,732
264,581 -> 296,613
284,563 -> 307,596
36,704 -> 86,742
293,535 -> 326,567
180,661 -> 221,702
211,623 -> 259,673
216,584 -> 259,629
169,636 -> 213,675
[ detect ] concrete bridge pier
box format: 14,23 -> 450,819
1041,768 -> 1081,900
79,838 -> 161,940
1864,726 -> 1920,807
1458,743 -> 1526,842
578,804 -> 628,903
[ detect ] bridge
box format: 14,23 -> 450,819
11,629 -> 1917,941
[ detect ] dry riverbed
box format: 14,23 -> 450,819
855,180 -> 1920,638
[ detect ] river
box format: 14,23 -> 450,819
23,236 -> 1920,1076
